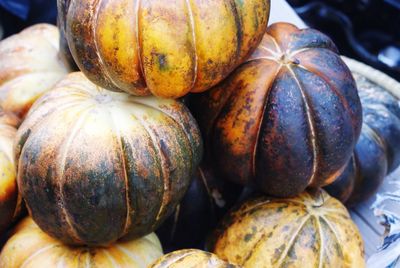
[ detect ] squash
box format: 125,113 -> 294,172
191,22 -> 362,197
0,108 -> 21,234
0,217 -> 163,268
326,72 -> 400,205
0,24 -> 70,118
14,72 -> 203,246
208,189 -> 365,268
57,0 -> 78,70
150,249 -> 237,268
63,0 -> 270,98
156,163 -> 242,251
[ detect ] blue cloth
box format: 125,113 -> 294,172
0,0 -> 30,20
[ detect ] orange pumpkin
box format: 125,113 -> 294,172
192,23 -> 362,197
63,0 -> 270,98
0,217 -> 163,268
0,108 -> 21,234
15,72 -> 203,246
0,24 -> 70,118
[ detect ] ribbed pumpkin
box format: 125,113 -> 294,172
0,24 -> 70,118
0,217 -> 163,268
0,108 -> 21,234
150,249 -> 237,268
63,0 -> 270,98
14,72 -> 203,246
192,22 -> 362,197
326,72 -> 400,205
209,190 -> 365,268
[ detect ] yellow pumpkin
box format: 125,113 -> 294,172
0,24 -> 70,118
0,217 -> 163,267
64,0 -> 270,98
209,190 -> 365,268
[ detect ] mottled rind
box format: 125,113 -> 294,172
65,0 -> 270,98
0,217 -> 163,268
0,24 -> 70,118
150,249 -> 238,268
209,190 -> 365,268
192,22 -> 362,197
15,72 -> 203,246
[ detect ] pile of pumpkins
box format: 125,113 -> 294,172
0,0 -> 399,267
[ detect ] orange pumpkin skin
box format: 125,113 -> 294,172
14,72 -> 203,246
64,0 -> 270,98
150,249 -> 238,268
0,24 -> 70,118
209,190 -> 365,268
0,108 -> 21,234
0,217 -> 163,268
192,23 -> 362,197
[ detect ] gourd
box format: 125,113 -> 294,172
150,249 -> 237,268
326,72 -> 400,205
14,72 -> 203,246
63,0 -> 270,98
0,217 -> 163,268
0,108 -> 21,234
192,22 -> 362,197
0,24 -> 70,118
208,190 -> 365,268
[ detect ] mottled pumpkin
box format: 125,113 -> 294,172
150,249 -> 237,268
15,72 -> 203,246
192,22 -> 362,197
209,190 -> 365,268
57,0 -> 78,70
0,217 -> 163,268
326,72 -> 400,205
63,0 -> 270,98
0,24 -> 70,118
0,108 -> 21,234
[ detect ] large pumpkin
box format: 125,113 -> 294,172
0,217 -> 163,268
63,0 -> 270,98
0,24 -> 70,118
150,249 -> 237,268
0,108 -> 21,234
208,190 -> 365,268
326,71 -> 400,205
192,23 -> 362,197
14,72 -> 203,246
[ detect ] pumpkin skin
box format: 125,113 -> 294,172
209,190 -> 365,268
326,73 -> 400,205
57,0 -> 78,70
0,109 -> 21,234
64,0 -> 270,98
0,24 -> 70,118
14,72 -> 203,246
150,249 -> 238,268
192,23 -> 362,197
0,217 -> 163,268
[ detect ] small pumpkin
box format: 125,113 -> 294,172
208,190 -> 365,268
0,108 -> 21,234
15,72 -> 203,246
150,249 -> 237,268
0,24 -> 70,118
326,72 -> 400,205
192,22 -> 362,197
64,0 -> 270,98
0,217 -> 163,268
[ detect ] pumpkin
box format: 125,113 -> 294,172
0,108 -> 21,234
0,24 -> 70,118
191,22 -> 362,197
150,249 -> 237,268
57,0 -> 78,70
14,72 -> 203,246
326,72 -> 400,205
208,190 -> 365,268
0,217 -> 163,268
63,0 -> 270,98
156,163 -> 242,251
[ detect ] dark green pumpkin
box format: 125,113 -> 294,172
57,0 -> 78,70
